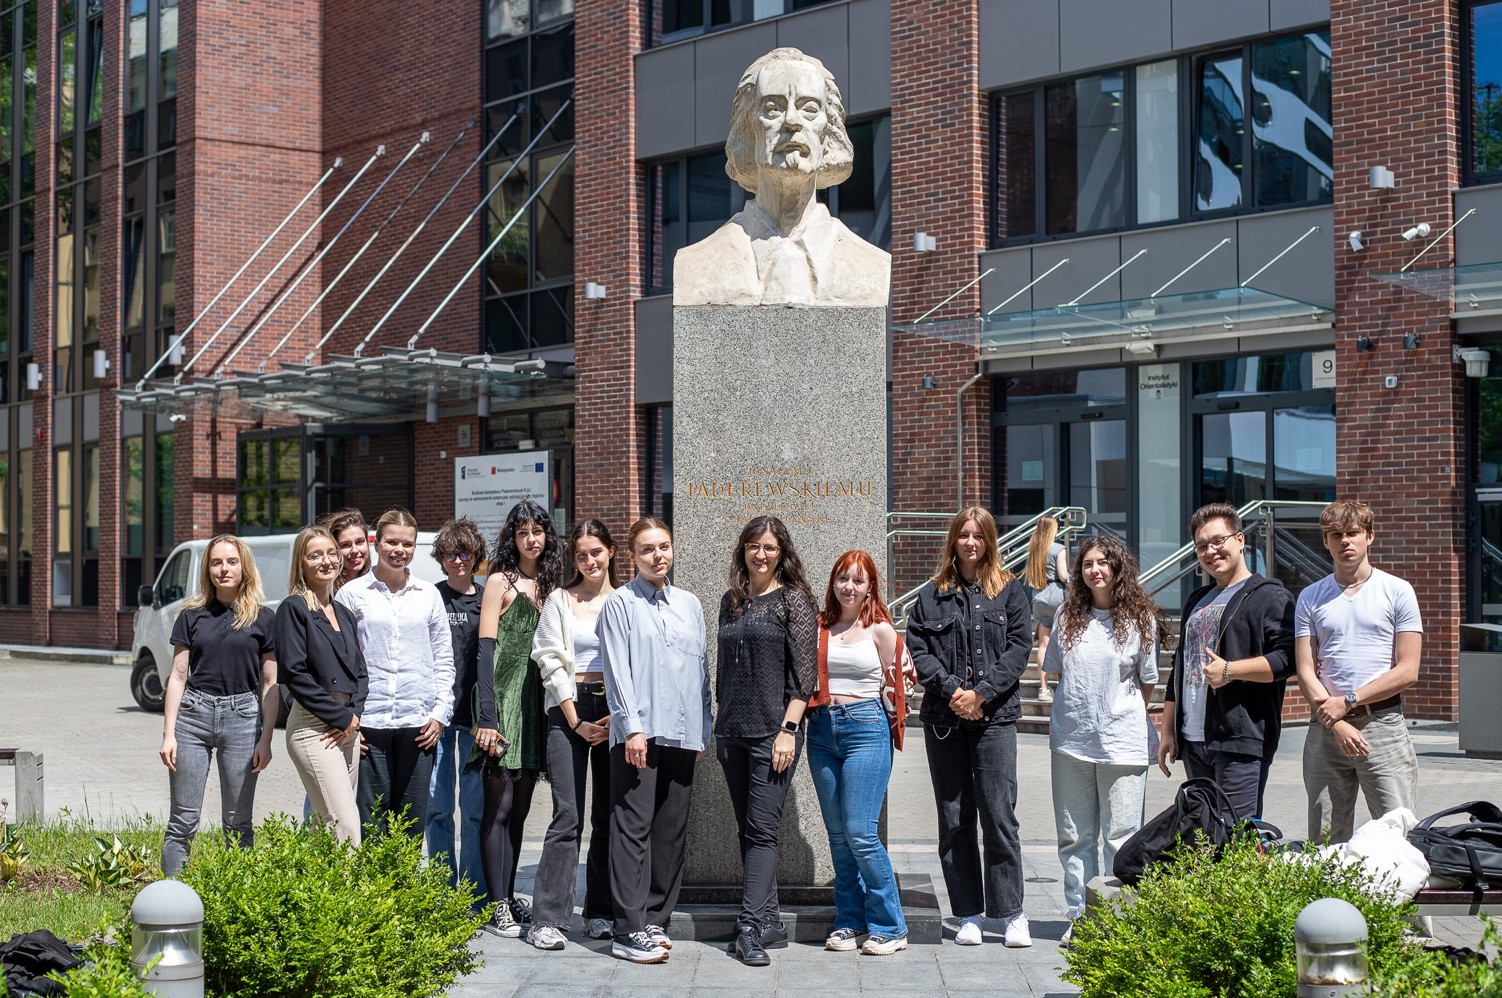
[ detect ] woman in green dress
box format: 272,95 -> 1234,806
473,500 -> 563,938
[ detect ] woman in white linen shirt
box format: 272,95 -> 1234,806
1044,533 -> 1163,926
334,507 -> 455,838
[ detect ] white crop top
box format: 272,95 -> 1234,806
572,614 -> 602,675
825,635 -> 883,699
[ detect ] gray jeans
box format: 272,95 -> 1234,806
163,689 -> 262,875
1303,708 -> 1418,843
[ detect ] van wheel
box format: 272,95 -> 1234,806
131,656 -> 165,712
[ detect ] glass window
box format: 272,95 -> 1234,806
85,17 -> 101,123
1069,420 -> 1128,521
486,40 -> 527,103
127,0 -> 146,112
55,448 -> 72,555
123,214 -> 144,329
1470,1 -> 1502,178
1250,33 -> 1332,207
662,0 -> 705,36
154,431 -> 173,547
57,28 -> 74,135
530,22 -> 572,91
124,436 -> 143,556
487,0 -> 530,40
1272,405 -> 1335,501
486,158 -> 530,296
1005,424 -> 1056,516
1044,73 -> 1127,235
156,206 -> 174,325
1195,51 -> 1245,211
17,448 -> 29,564
1135,60 -> 1178,224
533,150 -> 573,281
159,0 -> 178,99
1192,351 -> 1323,396
1004,93 -> 1036,237
1200,410 -> 1267,506
84,444 -> 98,552
999,368 -> 1128,412
830,117 -> 891,249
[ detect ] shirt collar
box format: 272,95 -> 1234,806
630,575 -> 672,604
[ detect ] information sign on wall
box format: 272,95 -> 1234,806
454,452 -> 552,543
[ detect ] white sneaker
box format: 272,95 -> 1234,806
954,916 -> 983,946
1003,913 -> 1032,948
825,927 -> 861,951
862,933 -> 908,955
527,925 -> 566,950
585,917 -> 614,940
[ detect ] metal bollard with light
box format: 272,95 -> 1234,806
130,879 -> 205,998
1294,897 -> 1369,997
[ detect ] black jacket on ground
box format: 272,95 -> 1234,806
1164,573 -> 1295,759
907,577 -> 1032,727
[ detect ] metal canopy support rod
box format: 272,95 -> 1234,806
176,147 -> 386,384
410,146 -> 576,349
1240,225 -> 1319,287
216,135 -> 430,376
353,99 -> 572,358
913,268 -> 996,326
266,122 -> 481,370
134,159 -> 342,389
313,112 -> 521,365
985,259 -> 1068,315
1152,238 -> 1233,298
1063,249 -> 1146,307
1401,208 -> 1478,273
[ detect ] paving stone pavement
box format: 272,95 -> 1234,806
4,656 -> 1498,995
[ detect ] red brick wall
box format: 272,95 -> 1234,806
572,1 -> 645,540
888,0 -> 989,596
1330,0 -> 1461,720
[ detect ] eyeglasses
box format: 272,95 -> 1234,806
440,551 -> 472,562
1194,532 -> 1242,554
744,543 -> 781,557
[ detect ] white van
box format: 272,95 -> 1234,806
130,531 -> 447,711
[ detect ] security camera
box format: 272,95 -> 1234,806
1348,231 -> 1365,252
1401,223 -> 1432,242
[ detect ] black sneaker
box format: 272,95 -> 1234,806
734,925 -> 770,967
612,931 -> 669,964
760,918 -> 789,948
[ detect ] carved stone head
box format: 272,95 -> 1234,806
725,47 -> 855,194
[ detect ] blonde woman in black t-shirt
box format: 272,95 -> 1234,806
159,534 -> 278,874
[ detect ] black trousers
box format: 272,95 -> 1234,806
923,720 -> 1023,921
717,731 -> 803,930
609,740 -> 697,936
1180,738 -> 1270,822
357,725 -> 435,839
531,688 -> 613,927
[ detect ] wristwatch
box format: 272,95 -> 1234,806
781,719 -> 799,734
1344,691 -> 1359,709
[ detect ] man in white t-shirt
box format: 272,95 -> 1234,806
1294,499 -> 1422,843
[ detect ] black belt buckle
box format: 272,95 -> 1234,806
579,681 -> 607,696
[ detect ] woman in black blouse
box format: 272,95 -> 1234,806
276,526 -> 369,844
715,515 -> 819,966
159,535 -> 278,874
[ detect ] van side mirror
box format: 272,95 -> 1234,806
137,584 -> 156,608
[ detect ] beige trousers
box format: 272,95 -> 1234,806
286,700 -> 362,845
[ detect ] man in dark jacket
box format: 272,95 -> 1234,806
1157,503 -> 1296,821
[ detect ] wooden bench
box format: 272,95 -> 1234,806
1412,887 -> 1502,917
0,748 -> 43,823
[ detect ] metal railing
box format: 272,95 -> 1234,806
887,506 -> 1088,627
1140,499 -> 1330,605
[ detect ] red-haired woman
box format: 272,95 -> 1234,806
806,551 -> 908,956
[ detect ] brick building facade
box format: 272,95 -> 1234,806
9,0 -> 1501,723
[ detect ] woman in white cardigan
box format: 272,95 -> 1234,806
525,519 -> 620,949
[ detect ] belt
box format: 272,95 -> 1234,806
577,681 -> 607,696
1347,695 -> 1401,718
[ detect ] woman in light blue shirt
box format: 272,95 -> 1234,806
599,517 -> 712,965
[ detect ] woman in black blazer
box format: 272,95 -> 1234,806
276,526 -> 369,844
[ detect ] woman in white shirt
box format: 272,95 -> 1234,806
334,507 -> 455,839
525,518 -> 619,950
1044,534 -> 1163,925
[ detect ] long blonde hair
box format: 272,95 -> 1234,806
289,526 -> 339,611
1024,517 -> 1059,590
183,535 -> 266,630
931,506 -> 1012,599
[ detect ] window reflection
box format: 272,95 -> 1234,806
1195,53 -> 1244,211
1471,1 -> 1502,177
1045,73 -> 1126,235
1005,424 -> 1055,517
1201,410 -> 1267,506
1251,32 -> 1332,206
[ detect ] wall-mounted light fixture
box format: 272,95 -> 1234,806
1125,340 -> 1157,357
477,392 -> 491,418
1400,223 -> 1432,242
92,349 -> 111,380
583,282 -> 607,300
1356,335 -> 1375,353
920,375 -> 936,389
1347,231 -> 1365,252
1403,333 -> 1420,350
913,232 -> 937,253
1368,166 -> 1395,190
1456,345 -> 1491,378
24,362 -> 40,390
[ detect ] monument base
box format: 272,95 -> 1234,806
667,873 -> 943,945
672,305 -> 889,892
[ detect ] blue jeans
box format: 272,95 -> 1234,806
427,725 -> 487,901
163,689 -> 262,875
807,700 -> 907,938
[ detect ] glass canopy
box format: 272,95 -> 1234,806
1371,260 -> 1502,317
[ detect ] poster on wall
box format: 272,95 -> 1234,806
455,452 -> 552,545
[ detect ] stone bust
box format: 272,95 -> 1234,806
673,48 -> 891,309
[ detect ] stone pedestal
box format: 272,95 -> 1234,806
672,305 -> 888,894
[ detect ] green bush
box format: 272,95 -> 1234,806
180,815 -> 485,998
46,931 -> 154,998
1064,836 -> 1464,998
1368,918 -> 1502,997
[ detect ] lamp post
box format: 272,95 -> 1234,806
1294,897 -> 1369,997
130,879 -> 205,998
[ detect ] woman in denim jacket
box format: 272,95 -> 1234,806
906,506 -> 1032,948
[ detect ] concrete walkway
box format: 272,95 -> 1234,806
4,655 -> 1498,995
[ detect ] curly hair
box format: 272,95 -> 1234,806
726,514 -> 816,618
490,499 -> 564,606
1056,534 -> 1167,651
724,47 -> 854,193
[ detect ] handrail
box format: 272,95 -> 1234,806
1140,499 -> 1329,600
887,506 -> 1087,628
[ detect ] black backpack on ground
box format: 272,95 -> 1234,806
0,929 -> 81,996
1408,801 -> 1502,891
1113,777 -> 1244,885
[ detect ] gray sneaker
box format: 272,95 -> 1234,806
825,928 -> 861,951
527,925 -> 567,951
645,923 -> 673,950
585,917 -> 614,940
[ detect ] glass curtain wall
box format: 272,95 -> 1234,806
1467,0 -> 1502,181
0,0 -> 33,606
